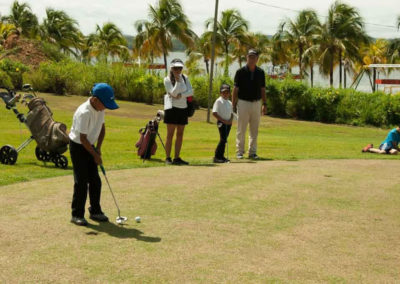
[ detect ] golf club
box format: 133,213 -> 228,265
225,124 -> 230,162
99,164 -> 128,225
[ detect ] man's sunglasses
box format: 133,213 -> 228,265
172,67 -> 183,70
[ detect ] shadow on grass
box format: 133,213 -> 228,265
86,222 -> 161,243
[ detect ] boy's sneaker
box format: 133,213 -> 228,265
249,154 -> 259,160
223,157 -> 231,163
71,216 -> 88,226
213,157 -> 225,163
90,212 -> 109,222
165,157 -> 173,165
173,157 -> 189,165
236,153 -> 244,159
362,144 -> 373,153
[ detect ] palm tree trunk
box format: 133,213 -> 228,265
310,64 -> 314,88
344,65 -> 347,89
373,67 -> 376,92
163,51 -> 168,76
224,44 -> 229,77
330,56 -> 334,87
299,45 -> 303,79
205,58 -> 210,75
339,51 -> 342,88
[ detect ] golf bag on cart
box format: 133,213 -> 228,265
0,85 -> 70,168
135,110 -> 166,160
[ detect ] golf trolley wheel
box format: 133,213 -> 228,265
54,155 -> 68,169
35,147 -> 51,162
0,145 -> 18,165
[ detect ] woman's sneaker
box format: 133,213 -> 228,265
172,157 -> 189,165
165,157 -> 173,165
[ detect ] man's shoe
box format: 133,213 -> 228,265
362,144 -> 373,153
236,153 -> 244,159
223,157 -> 231,163
90,213 -> 109,222
249,154 -> 259,160
213,157 -> 225,163
172,157 -> 189,165
165,157 -> 173,165
71,216 -> 88,226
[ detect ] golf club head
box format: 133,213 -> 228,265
116,216 -> 128,225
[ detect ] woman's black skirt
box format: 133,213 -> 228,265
163,107 -> 188,125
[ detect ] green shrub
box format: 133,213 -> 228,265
0,70 -> 14,89
0,59 -> 29,89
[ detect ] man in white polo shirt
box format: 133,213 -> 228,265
69,83 -> 119,226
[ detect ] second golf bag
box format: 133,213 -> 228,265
135,110 -> 165,160
136,119 -> 158,159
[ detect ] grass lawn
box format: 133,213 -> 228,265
1,93 -> 400,282
0,92 -> 398,186
1,160 -> 399,282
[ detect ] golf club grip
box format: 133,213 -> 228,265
100,164 -> 106,175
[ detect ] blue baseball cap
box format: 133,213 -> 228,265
91,83 -> 119,110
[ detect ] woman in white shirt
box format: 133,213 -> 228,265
163,58 -> 193,165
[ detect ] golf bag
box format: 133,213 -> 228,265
25,98 -> 69,154
135,110 -> 166,160
0,85 -> 69,168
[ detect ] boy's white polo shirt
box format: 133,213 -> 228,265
69,98 -> 105,145
212,96 -> 233,121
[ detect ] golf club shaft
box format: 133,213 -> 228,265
100,164 -> 122,218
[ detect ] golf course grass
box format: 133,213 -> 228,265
0,92 -> 398,186
1,93 -> 400,282
1,160 -> 399,282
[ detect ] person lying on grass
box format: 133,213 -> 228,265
362,126 -> 400,155
69,83 -> 119,226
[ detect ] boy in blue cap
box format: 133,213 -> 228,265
69,83 -> 119,226
362,126 -> 400,155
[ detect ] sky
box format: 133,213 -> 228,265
0,0 -> 398,39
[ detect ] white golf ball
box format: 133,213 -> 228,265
135,216 -> 141,223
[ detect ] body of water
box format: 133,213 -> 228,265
153,52 -> 400,93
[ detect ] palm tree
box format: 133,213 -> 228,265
186,32 -> 216,74
397,15 -> 400,30
280,10 -> 321,79
361,39 -> 389,91
86,22 -> 128,63
2,1 -> 38,38
40,8 -> 83,58
388,16 -> 400,63
136,0 -> 195,75
312,1 -> 369,87
133,20 -> 162,65
271,23 -> 297,74
252,33 -> 271,65
205,9 -> 249,76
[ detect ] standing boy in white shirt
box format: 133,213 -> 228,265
69,83 -> 119,226
212,84 -> 234,163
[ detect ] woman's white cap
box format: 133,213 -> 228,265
170,58 -> 184,68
